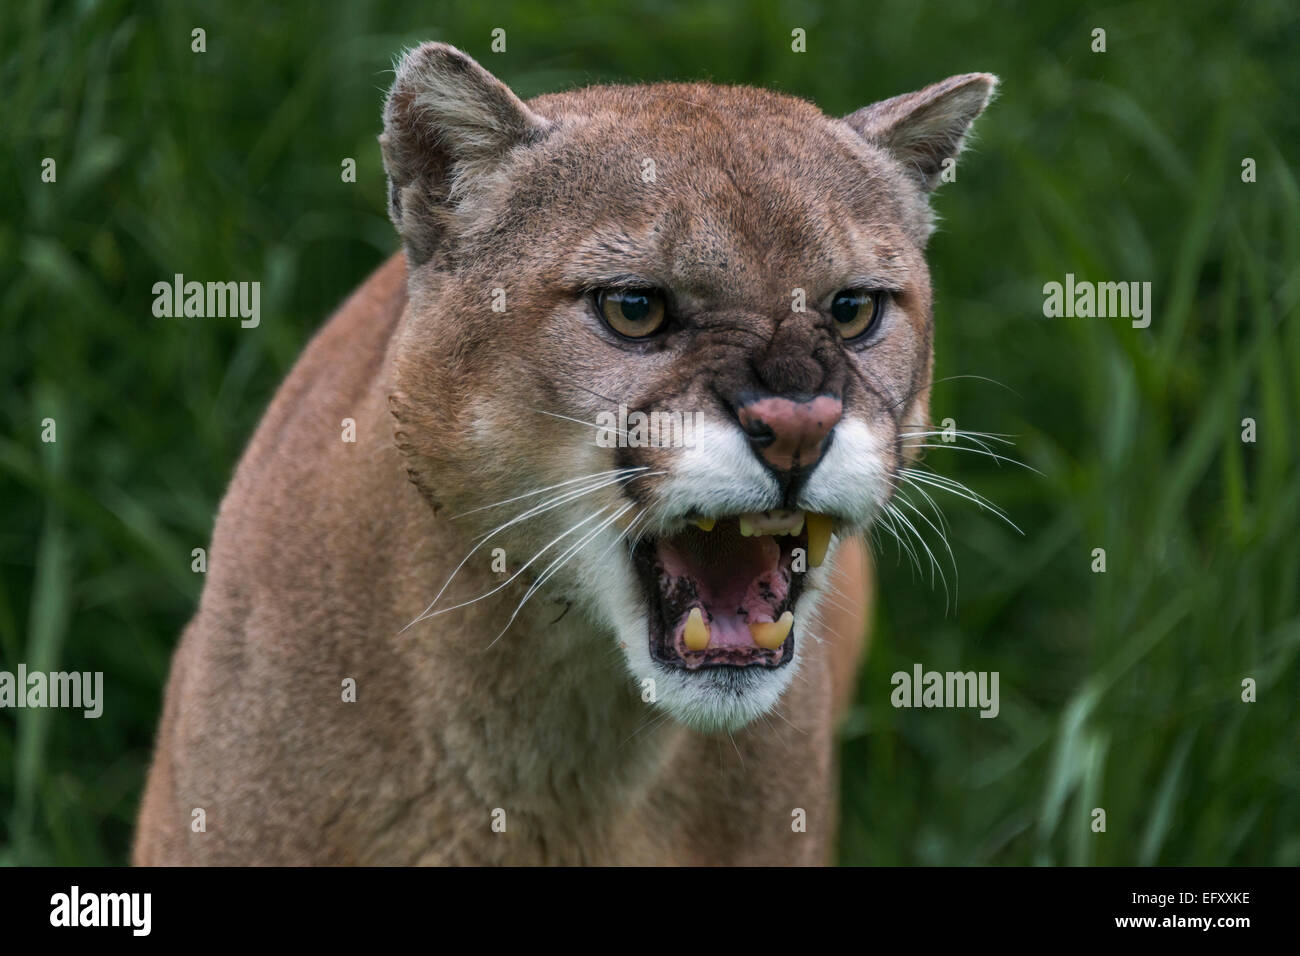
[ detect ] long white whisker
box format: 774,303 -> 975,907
530,407 -> 629,437
887,493 -> 947,601
400,471 -> 647,632
894,467 -> 951,535
469,471 -> 645,544
596,502 -> 650,563
899,442 -> 1042,474
450,467 -> 645,519
899,428 -> 1017,445
893,486 -> 956,609
901,431 -> 1004,458
900,467 -> 1024,535
488,502 -> 636,647
414,506 -> 613,625
879,502 -> 923,576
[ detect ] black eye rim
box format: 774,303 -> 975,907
591,286 -> 671,340
829,288 -> 888,342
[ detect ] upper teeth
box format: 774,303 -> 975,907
689,510 -> 834,567
737,510 -> 805,537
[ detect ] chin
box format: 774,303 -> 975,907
616,611 -> 804,733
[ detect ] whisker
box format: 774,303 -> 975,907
877,502 -> 924,577
400,470 -> 648,632
885,373 -> 1021,414
899,426 -> 1017,444
413,506 -> 613,624
594,494 -> 662,563
467,470 -> 644,545
727,731 -> 745,768
768,707 -> 807,735
891,466 -> 951,535
892,486 -> 957,610
886,492 -> 950,607
619,707 -> 677,749
899,430 -> 1009,461
451,467 -> 646,519
489,502 -> 637,647
898,442 -> 1042,474
530,407 -> 629,437
899,467 -> 1024,535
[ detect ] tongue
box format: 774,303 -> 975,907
656,526 -> 791,648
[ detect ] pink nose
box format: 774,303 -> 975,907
736,396 -> 843,472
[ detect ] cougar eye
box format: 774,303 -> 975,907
830,289 -> 884,340
595,288 -> 667,339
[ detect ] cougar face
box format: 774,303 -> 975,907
384,44 -> 996,732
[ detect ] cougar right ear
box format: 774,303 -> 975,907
380,42 -> 551,265
843,73 -> 998,193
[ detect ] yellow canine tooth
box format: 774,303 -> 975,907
805,513 -> 833,568
749,611 -> 794,650
692,517 -> 716,532
684,607 -> 710,651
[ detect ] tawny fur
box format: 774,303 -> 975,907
135,43 -> 993,865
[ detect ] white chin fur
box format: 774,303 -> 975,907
616,614 -> 799,733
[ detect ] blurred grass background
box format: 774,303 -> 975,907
2,0 -> 1297,865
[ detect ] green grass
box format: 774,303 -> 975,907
2,0 -> 1297,865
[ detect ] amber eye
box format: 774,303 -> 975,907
595,288 -> 667,338
830,289 -> 884,340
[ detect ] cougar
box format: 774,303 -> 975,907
134,42 -> 996,865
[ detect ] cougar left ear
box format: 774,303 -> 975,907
380,42 -> 552,265
843,73 -> 998,192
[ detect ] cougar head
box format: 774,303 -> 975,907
382,43 -> 996,731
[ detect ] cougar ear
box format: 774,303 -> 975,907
380,42 -> 551,264
844,73 -> 998,192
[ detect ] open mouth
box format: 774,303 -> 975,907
632,510 -> 834,670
